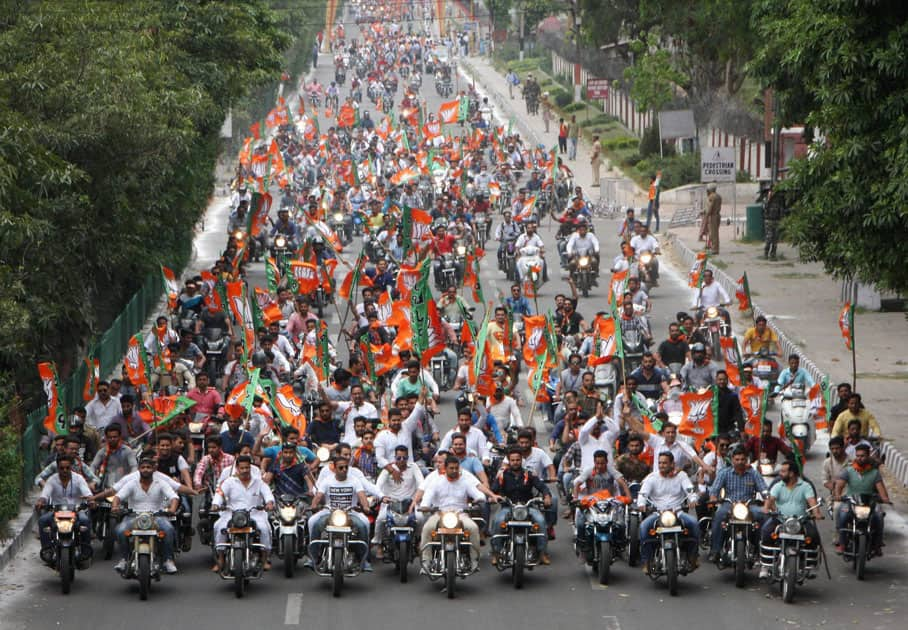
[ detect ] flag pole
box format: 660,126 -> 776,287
850,306 -> 857,390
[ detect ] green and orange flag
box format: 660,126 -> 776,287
839,302 -> 854,350
678,387 -> 719,450
37,361 -> 66,436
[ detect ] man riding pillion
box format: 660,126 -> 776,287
495,210 -> 521,269
707,445 -> 768,563
211,455 -> 275,572
638,451 -> 701,572
419,455 -> 496,573
515,220 -> 547,283
759,459 -> 823,579
565,219 -> 600,280
490,447 -> 553,566
112,457 -> 180,575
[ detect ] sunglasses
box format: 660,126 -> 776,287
335,466 -> 349,471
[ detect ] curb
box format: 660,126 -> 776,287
0,491 -> 39,574
664,231 -> 908,487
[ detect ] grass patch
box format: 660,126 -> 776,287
772,272 -> 819,279
855,372 -> 908,380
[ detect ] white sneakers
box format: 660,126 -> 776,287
163,559 -> 178,574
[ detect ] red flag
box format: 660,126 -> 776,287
678,388 -> 718,449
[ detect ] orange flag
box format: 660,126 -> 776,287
226,281 -> 256,354
718,336 -> 741,386
588,315 -> 620,366
290,261 -> 320,294
271,383 -> 307,435
522,315 -> 549,368
438,99 -> 459,124
37,362 -> 66,435
608,269 -> 628,306
678,388 -> 718,450
739,385 -> 766,437
808,383 -> 828,430
161,265 -> 180,311
688,251 -> 707,288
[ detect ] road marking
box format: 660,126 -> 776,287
284,593 -> 303,625
603,616 -> 622,630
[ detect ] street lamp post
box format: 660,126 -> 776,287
571,2 -> 582,102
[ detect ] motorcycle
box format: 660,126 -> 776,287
779,384 -> 814,457
216,506 -> 267,598
119,510 -> 168,600
621,326 -> 648,376
436,254 -> 459,291
473,212 -> 491,247
272,494 -> 310,579
501,240 -> 518,281
575,496 -> 628,585
42,503 -> 90,594
571,254 -> 595,298
270,234 -> 293,259
430,354 -> 453,392
420,509 -> 479,599
518,246 -> 545,295
201,327 -> 229,384
754,458 -> 781,489
638,251 -> 658,290
644,507 -> 696,596
839,495 -> 882,580
380,499 -> 418,583
308,507 -> 368,597
745,348 -> 780,392
491,498 -> 548,589
698,306 -> 731,357
760,507 -> 821,602
716,498 -> 761,587
335,68 -> 346,85
93,496 -> 119,560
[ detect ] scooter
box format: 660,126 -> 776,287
778,384 -> 814,457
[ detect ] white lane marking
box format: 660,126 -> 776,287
284,593 -> 303,625
603,616 -> 622,630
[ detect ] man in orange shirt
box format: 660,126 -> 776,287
645,172 -> 661,233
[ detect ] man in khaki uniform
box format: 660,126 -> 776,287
590,135 -> 602,187
705,183 -> 722,254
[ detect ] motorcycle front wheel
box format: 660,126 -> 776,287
283,534 -> 296,579
598,542 -> 611,585
234,558 -> 246,599
665,548 -> 678,596
445,551 -> 456,599
734,541 -> 747,588
627,515 -> 641,567
332,550 -> 344,597
856,534 -> 867,581
59,549 -> 73,595
512,543 -> 526,589
138,554 -> 151,601
782,555 -> 797,603
399,540 -> 409,584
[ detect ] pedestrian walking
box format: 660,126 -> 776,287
705,182 -> 722,254
590,135 -> 602,187
763,189 -> 783,260
568,115 -> 579,160
542,95 -> 553,133
506,70 -> 519,99
645,172 -> 661,232
558,118 -> 568,154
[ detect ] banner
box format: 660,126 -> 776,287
37,362 -> 66,436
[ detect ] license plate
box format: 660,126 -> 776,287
228,527 -> 253,534
657,526 -> 682,534
130,530 -> 158,536
507,521 -> 532,527
791,400 -> 807,407
779,533 -> 804,541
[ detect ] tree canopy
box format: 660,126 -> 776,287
0,1 -> 292,408
750,0 -> 908,292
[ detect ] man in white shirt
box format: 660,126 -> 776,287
637,451 -> 700,570
335,385 -> 379,439
578,411 -> 621,468
112,457 -> 180,574
566,221 -> 601,278
630,223 -> 661,283
35,455 -> 93,567
626,413 -> 712,474
85,381 -> 122,431
692,268 -> 731,315
419,456 -> 492,570
439,411 -> 490,462
308,458 -> 374,569
486,389 -> 523,436
316,444 -> 383,498
375,390 -> 429,468
212,456 -> 275,571
371,445 -> 425,553
515,221 -> 546,282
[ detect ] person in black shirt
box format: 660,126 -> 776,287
629,352 -> 669,400
268,443 -> 313,499
154,433 -> 195,549
715,370 -> 744,436
828,382 -> 852,428
306,400 -> 341,450
490,447 -> 553,565
656,322 -> 690,372
556,299 -> 586,336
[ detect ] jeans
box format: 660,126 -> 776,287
835,504 -> 883,549
39,510 -> 92,557
491,506 -> 547,553
760,516 -> 820,549
116,515 -> 175,561
645,200 -> 660,232
308,509 -> 370,560
560,470 -> 577,500
420,512 -> 480,566
710,503 -> 765,555
640,512 -> 699,561
214,510 -> 272,551
568,137 -> 578,160
442,348 -> 458,386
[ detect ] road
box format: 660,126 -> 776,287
1,7 -> 905,630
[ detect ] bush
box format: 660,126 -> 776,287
553,89 -> 573,107
0,428 -> 22,528
580,113 -> 616,128
622,153 -> 644,167
493,40 -> 521,64
736,169 -> 752,183
638,124 -> 662,157
562,102 -> 585,113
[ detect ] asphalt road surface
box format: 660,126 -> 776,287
1,9 -> 905,630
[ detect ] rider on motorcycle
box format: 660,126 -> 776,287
572,450 -> 630,552
759,459 -> 822,579
566,220 -> 600,279
638,451 -> 700,572
630,223 -> 661,286
706,445 -> 768,563
270,208 -> 301,249
211,455 -> 275,572
515,220 -> 547,282
494,210 -> 521,268
833,443 -> 891,555
35,455 -> 94,567
490,447 -> 553,566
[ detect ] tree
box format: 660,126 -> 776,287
750,0 -> 908,292
622,33 -> 688,112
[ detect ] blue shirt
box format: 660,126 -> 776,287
219,430 -> 255,455
709,466 -> 768,502
776,367 -> 814,390
269,460 -> 310,498
263,445 -> 316,464
505,296 -> 533,316
457,455 -> 485,477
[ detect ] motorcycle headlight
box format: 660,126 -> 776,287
188,422 -> 203,433
330,509 -> 349,527
136,512 -> 155,530
782,518 -> 802,535
233,230 -> 246,241
456,245 -> 466,256
853,505 -> 871,520
593,512 -> 611,525
275,236 -> 287,248
316,447 -> 331,462
280,506 -> 297,522
578,256 -> 590,267
55,518 -> 74,534
333,212 -> 344,222
659,511 -> 677,528
759,463 -> 775,476
441,511 -> 460,529
230,511 -> 250,529
512,506 -> 529,521
732,502 -> 751,521
706,306 -> 719,319
791,424 -> 808,437
639,252 -> 652,265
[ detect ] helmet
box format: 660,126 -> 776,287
691,343 -> 706,352
706,183 -> 717,192
251,350 -> 269,369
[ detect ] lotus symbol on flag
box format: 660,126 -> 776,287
601,335 -> 616,357
724,345 -> 738,364
527,327 -> 544,353
126,344 -> 139,370
232,296 -> 253,327
277,391 -> 302,417
41,375 -> 54,406
687,400 -> 710,424
747,395 -> 761,417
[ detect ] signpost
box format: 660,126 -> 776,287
586,78 -> 609,100
701,147 -> 739,238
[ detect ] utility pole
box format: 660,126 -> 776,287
519,3 -> 526,61
571,0 -> 582,102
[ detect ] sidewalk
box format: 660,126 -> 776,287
663,220 -> 908,486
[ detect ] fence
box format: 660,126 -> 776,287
18,271 -> 165,495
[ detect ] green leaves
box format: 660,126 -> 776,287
752,0 -> 908,292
